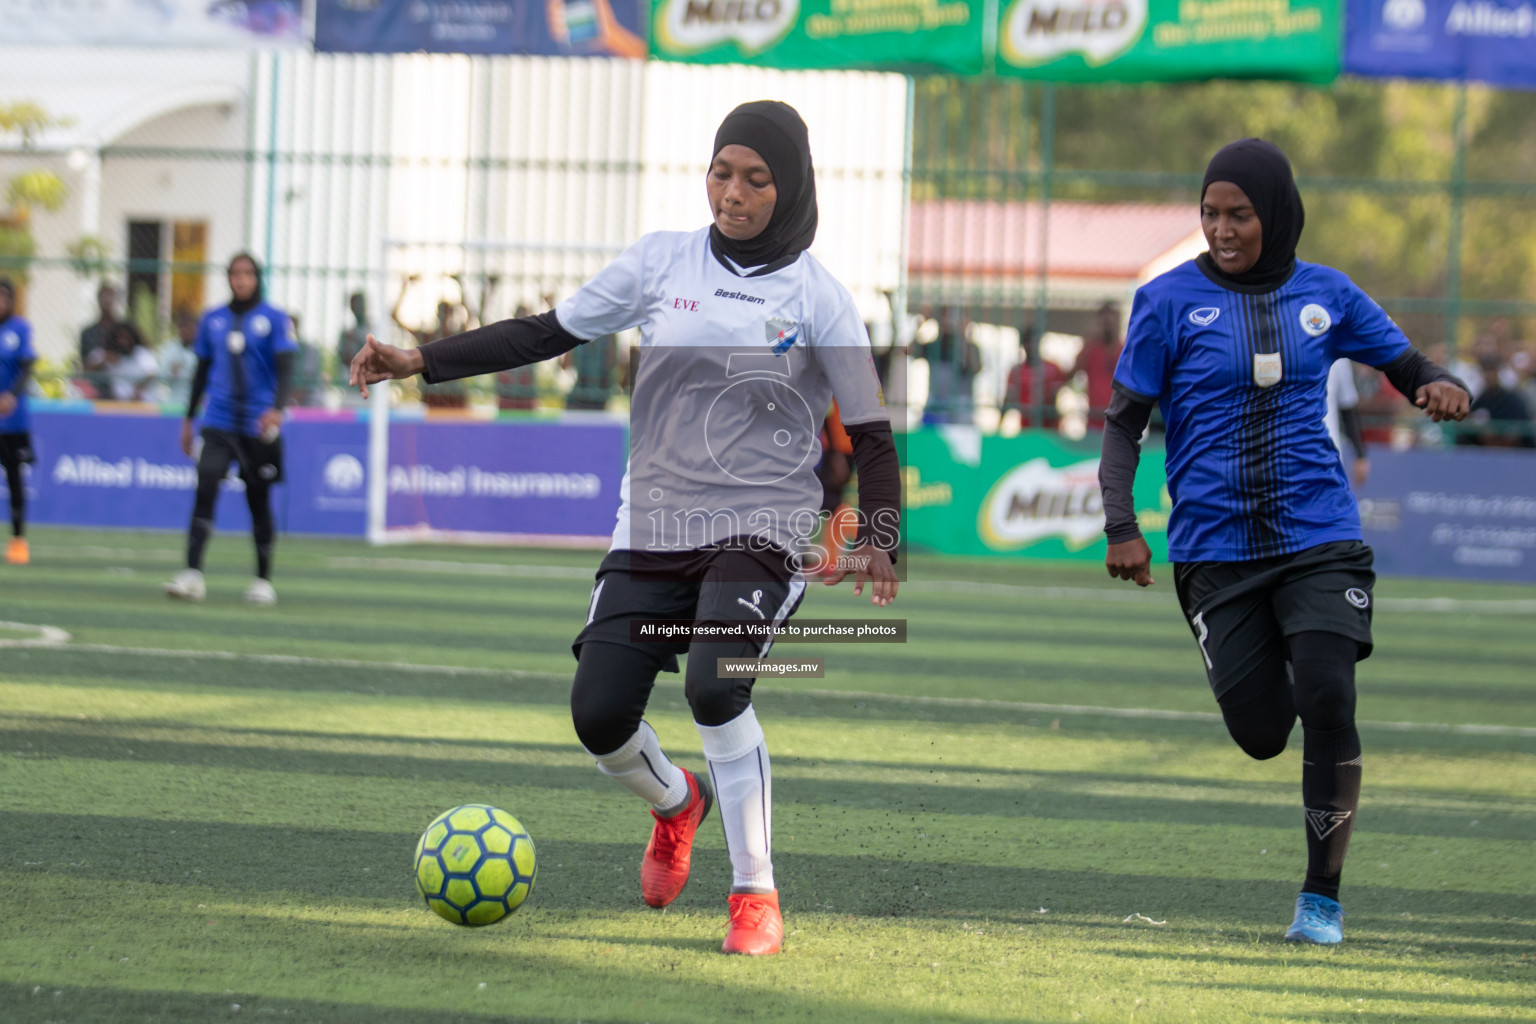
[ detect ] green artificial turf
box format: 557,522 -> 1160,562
2,527 -> 1533,1022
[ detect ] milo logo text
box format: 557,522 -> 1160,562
658,0 -> 800,53
1000,0 -> 1148,65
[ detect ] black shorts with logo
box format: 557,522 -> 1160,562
1173,540 -> 1375,698
0,432 -> 34,470
200,427 -> 284,486
573,545 -> 807,672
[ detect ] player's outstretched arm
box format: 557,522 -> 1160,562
1100,386 -> 1156,586
349,335 -> 423,399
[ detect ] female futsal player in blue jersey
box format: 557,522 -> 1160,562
1098,139 -> 1469,944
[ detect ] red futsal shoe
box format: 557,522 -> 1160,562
722,890 -> 783,955
641,768 -> 712,908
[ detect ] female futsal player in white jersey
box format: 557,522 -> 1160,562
351,101 -> 901,955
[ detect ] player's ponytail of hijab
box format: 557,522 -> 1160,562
1200,138 -> 1304,292
708,100 -> 818,276
227,252 -> 264,315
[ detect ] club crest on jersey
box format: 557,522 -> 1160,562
1299,303 -> 1332,337
249,314 -> 271,337
765,317 -> 800,355
1188,306 -> 1220,326
1,330 -> 18,351
1253,352 -> 1283,388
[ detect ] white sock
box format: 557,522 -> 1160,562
697,706 -> 773,893
586,722 -> 689,813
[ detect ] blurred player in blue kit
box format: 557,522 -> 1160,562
0,278 -> 36,566
165,254 -> 295,605
1098,139 -> 1470,944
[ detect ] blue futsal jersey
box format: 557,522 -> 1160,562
194,301 -> 295,436
1115,259 -> 1410,562
0,315 -> 36,433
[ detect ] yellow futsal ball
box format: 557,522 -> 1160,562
413,805 -> 536,926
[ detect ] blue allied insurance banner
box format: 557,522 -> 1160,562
315,0 -> 647,56
1344,0 -> 1536,87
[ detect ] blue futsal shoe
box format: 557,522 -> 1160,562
1285,892 -> 1344,945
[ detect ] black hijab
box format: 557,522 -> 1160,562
708,100 -> 818,276
227,252 -> 264,315
1198,138 -> 1304,293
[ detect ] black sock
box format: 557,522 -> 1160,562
1300,722 -> 1362,901
188,516 -> 214,571
247,483 -> 274,580
6,463 -> 21,537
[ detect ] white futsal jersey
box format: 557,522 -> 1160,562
555,227 -> 888,556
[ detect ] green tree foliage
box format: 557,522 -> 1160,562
912,77 -> 1536,344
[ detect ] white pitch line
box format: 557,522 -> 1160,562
325,556 -> 593,580
13,630 -> 1536,739
0,621 -> 74,648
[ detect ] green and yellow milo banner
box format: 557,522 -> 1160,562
904,428 -> 1170,561
649,0 -> 985,73
994,0 -> 1340,82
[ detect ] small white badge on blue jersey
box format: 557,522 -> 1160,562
249,314 -> 271,337
1254,351 -> 1283,388
227,330 -> 246,355
1188,306 -> 1220,326
1299,303 -> 1332,337
1,330 -> 17,351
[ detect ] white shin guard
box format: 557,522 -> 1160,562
697,706 -> 774,893
586,722 -> 689,812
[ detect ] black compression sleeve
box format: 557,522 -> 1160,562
185,357 -> 212,420
8,358 -> 31,396
1100,383 -> 1155,544
273,351 -> 294,410
846,422 -> 901,563
1338,406 -> 1367,459
1380,346 -> 1468,401
419,310 -> 583,384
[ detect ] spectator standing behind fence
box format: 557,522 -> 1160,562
1003,331 -> 1066,429
563,333 -> 618,410
79,283 -> 118,373
164,253 -> 295,606
161,309 -> 201,409
919,307 -> 980,425
497,301 -> 543,410
105,322 -> 159,401
337,292 -> 372,388
393,276 -> 467,409
1073,302 -> 1123,430
0,278 -> 36,566
1458,350 -> 1534,448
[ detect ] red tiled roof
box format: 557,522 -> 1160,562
908,200 -> 1203,280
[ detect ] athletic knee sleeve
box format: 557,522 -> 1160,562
684,642 -> 756,727
1216,660 -> 1295,761
192,469 -> 222,521
1290,631 -> 1359,733
570,641 -> 663,755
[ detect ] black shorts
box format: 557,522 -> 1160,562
200,427 -> 284,486
1173,540 -> 1375,698
573,546 -> 807,672
0,432 -> 34,470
